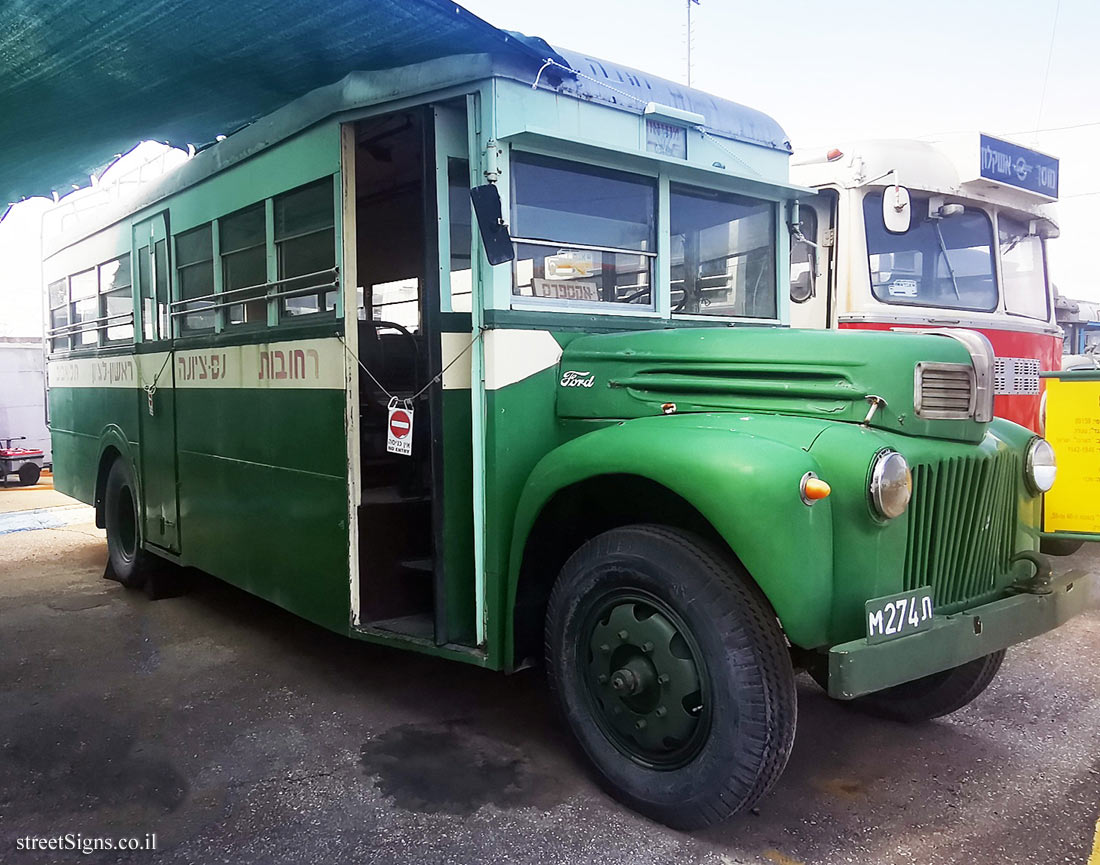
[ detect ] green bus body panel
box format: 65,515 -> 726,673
556,327 -> 983,444
48,386 -> 140,505
508,412 -> 837,649
174,387 -> 349,632
440,387 -> 476,643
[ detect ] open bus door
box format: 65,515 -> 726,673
1041,368 -> 1100,551
133,212 -> 180,553
349,101 -> 479,647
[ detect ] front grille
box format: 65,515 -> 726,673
914,362 -> 975,420
903,450 -> 1020,607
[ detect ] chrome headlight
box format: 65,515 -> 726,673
1026,437 -> 1057,494
869,450 -> 912,519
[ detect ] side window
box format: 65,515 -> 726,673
137,243 -> 154,340
69,270 -> 99,348
99,255 -> 133,343
789,206 -> 818,304
221,204 -> 267,326
274,177 -> 336,318
670,185 -> 777,318
48,279 -> 69,352
448,158 -> 472,312
175,225 -> 215,333
510,152 -> 656,308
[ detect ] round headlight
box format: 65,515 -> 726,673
869,450 -> 912,519
1026,437 -> 1057,494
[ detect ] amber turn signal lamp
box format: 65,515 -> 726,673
799,472 -> 831,505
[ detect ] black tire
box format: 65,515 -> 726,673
103,458 -> 149,589
848,650 -> 1006,722
545,524 -> 796,830
17,462 -> 40,486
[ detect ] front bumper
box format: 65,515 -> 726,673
827,570 -> 1094,699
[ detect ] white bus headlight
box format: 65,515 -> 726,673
1026,437 -> 1057,494
869,450 -> 912,519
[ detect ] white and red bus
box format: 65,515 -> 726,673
788,134 -> 1061,431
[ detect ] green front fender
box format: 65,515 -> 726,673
508,414 -> 836,649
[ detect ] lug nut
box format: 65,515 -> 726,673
655,706 -> 667,717
600,643 -> 610,654
597,674 -> 608,684
658,674 -> 670,685
617,630 -> 629,640
635,719 -> 647,730
641,641 -> 653,653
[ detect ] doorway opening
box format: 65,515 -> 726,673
353,110 -> 437,639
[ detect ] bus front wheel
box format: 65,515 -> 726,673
103,459 -> 149,589
545,524 -> 797,830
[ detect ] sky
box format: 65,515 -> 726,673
461,0 -> 1100,300
3,0 -> 1098,338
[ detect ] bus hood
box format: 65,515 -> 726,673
555,327 -> 987,444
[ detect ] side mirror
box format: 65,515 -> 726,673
470,184 -> 515,266
882,185 -> 911,234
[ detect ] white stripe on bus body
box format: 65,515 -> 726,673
51,330 -> 562,393
47,338 -> 345,391
440,329 -> 562,391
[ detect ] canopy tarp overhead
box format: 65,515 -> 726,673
0,0 -> 564,205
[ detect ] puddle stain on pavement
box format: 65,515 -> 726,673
359,721 -> 567,815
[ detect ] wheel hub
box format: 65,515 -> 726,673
585,594 -> 708,768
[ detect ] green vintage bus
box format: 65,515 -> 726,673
44,45 -> 1090,828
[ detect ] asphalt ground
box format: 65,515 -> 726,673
1,491 -> 1097,865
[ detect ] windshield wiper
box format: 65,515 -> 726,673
933,220 -> 962,300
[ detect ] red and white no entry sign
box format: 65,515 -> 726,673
389,410 -> 411,438
386,403 -> 414,456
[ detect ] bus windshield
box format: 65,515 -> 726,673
999,212 -> 1050,321
863,191 -> 997,313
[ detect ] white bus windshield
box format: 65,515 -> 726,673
863,191 -> 997,313
999,213 -> 1050,321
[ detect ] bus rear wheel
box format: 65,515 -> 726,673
847,650 -> 1006,722
545,524 -> 796,830
103,459 -> 149,589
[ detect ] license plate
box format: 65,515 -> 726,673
865,587 -> 934,644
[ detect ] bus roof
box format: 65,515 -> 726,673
791,136 -> 1059,215
550,47 -> 791,154
43,49 -> 793,255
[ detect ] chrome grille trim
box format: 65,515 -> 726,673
914,362 -> 975,420
912,329 -> 995,422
